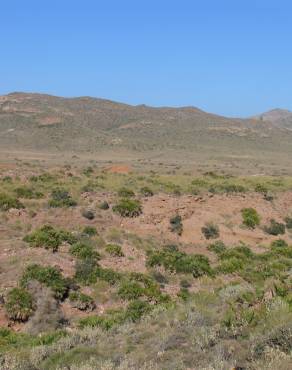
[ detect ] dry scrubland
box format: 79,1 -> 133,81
0,159 -> 291,370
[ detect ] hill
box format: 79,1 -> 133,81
253,108 -> 292,128
1,92 -> 292,174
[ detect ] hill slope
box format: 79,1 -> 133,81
253,108 -> 292,128
1,93 -> 292,172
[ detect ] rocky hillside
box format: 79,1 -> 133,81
1,92 -> 292,157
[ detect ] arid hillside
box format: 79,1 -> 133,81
1,93 -> 292,174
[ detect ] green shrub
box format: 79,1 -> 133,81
21,264 -> 70,300
271,239 -> 288,248
0,193 -> 24,211
285,217 -> 292,229
5,288 -> 35,322
201,223 -> 219,239
118,281 -> 144,300
218,257 -> 245,274
69,291 -> 95,311
70,242 -> 100,261
264,219 -> 286,235
177,287 -> 190,301
254,184 -> 268,195
30,173 -> 55,183
83,166 -> 94,176
169,215 -> 183,236
208,240 -> 226,255
125,300 -> 152,322
82,226 -> 97,236
241,208 -> 260,229
48,188 -> 77,208
117,187 -> 135,198
99,201 -> 110,210
140,186 -> 154,197
81,209 -> 95,220
180,279 -> 191,288
105,244 -> 124,257
113,199 -> 142,217
23,225 -> 77,252
14,186 -> 43,199
74,259 -> 97,285
147,247 -> 212,278
95,266 -> 122,285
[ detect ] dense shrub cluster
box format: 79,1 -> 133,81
14,186 -> 43,199
23,225 -> 77,252
147,245 -> 212,278
113,199 -> 142,217
69,241 -> 101,261
48,188 -> 77,208
69,291 -> 95,311
5,288 -> 35,322
21,264 -> 70,300
0,193 -> 24,211
264,219 -> 286,235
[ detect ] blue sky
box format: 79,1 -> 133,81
1,0 -> 291,116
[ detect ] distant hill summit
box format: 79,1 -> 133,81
0,92 -> 292,162
253,108 -> 292,127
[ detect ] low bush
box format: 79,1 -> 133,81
70,242 -> 100,261
74,259 -> 97,285
264,219 -> 286,235
271,239 -> 288,248
140,186 -> 154,197
118,280 -> 144,300
117,187 -> 135,198
169,214 -> 183,235
81,209 -> 95,220
69,291 -> 95,311
23,225 -> 77,252
105,244 -> 124,257
82,226 -> 97,236
21,264 -> 70,300
113,199 -> 142,217
285,216 -> 292,229
99,201 -> 110,210
95,266 -> 122,285
201,223 -> 219,239
254,184 -> 268,195
208,240 -> 226,255
241,208 -> 260,229
147,246 -> 212,278
5,288 -> 35,322
0,193 -> 24,211
14,186 -> 43,199
48,188 -> 77,208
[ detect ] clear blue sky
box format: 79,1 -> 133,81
1,0 -> 291,117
